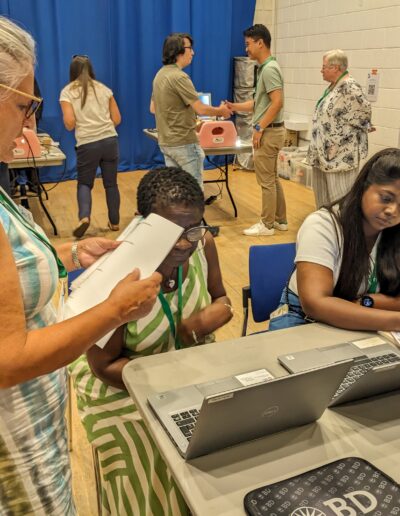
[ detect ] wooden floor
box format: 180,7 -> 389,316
28,165 -> 315,515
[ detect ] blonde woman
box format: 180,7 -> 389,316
0,17 -> 160,514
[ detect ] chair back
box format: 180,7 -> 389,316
67,268 -> 84,294
249,242 -> 296,322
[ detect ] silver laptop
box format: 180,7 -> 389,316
278,340 -> 400,407
146,361 -> 352,460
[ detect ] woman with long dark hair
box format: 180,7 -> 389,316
60,55 -> 121,237
269,148 -> 400,332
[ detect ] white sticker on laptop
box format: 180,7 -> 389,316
352,336 -> 386,349
235,369 -> 274,386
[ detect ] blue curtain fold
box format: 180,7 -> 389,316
0,0 -> 255,181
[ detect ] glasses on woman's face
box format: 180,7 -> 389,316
0,83 -> 43,119
180,225 -> 209,243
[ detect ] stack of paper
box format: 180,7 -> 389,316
65,213 -> 183,348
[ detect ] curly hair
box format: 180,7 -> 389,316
137,167 -> 204,217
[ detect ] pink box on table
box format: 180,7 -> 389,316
197,121 -> 237,148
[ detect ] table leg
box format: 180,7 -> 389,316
32,167 -> 58,235
223,155 -> 237,218
204,155 -> 238,218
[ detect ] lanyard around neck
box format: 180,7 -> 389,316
158,265 -> 183,350
368,262 -> 378,294
0,189 -> 67,279
316,70 -> 349,108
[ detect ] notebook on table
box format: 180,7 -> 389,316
137,361 -> 352,460
278,338 -> 400,407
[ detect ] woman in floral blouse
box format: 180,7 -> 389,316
308,49 -> 371,209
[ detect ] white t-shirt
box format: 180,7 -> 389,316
289,209 -> 380,296
60,80 -> 117,146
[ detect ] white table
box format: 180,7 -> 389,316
8,146 -> 66,235
123,323 -> 400,515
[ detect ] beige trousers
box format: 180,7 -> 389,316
253,126 -> 286,228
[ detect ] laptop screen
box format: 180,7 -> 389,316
198,92 -> 212,106
198,92 -> 212,120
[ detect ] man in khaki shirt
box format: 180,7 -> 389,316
151,32 -> 231,188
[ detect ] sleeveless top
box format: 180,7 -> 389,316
0,190 -> 75,515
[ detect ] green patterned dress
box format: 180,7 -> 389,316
69,248 -> 212,515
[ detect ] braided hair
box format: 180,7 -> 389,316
137,167 -> 204,217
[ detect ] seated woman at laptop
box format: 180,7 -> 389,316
69,167 -> 233,515
269,148 -> 400,332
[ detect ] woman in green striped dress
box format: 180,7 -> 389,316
70,167 -> 233,515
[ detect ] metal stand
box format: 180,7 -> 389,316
11,167 -> 58,235
204,155 -> 237,218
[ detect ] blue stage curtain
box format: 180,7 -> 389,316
0,0 -> 255,181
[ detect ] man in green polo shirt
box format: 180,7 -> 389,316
227,24 -> 287,236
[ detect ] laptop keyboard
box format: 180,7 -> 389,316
171,408 -> 200,441
332,352 -> 400,399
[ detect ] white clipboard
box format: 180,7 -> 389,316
65,213 -> 183,348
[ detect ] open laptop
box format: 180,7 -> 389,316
197,92 -> 214,120
278,339 -> 400,407
146,361 -> 352,460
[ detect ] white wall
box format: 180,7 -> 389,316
254,0 -> 400,155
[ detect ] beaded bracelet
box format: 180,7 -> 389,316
71,242 -> 82,269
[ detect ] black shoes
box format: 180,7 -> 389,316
73,217 -> 90,238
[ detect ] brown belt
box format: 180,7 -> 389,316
268,122 -> 284,128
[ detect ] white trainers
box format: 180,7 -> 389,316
273,221 -> 288,231
243,221 -> 275,236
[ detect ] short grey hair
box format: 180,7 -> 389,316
0,16 -> 36,100
323,49 -> 348,71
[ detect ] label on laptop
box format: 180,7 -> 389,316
235,369 -> 274,387
352,336 -> 386,349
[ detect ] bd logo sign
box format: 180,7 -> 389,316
291,490 -> 378,516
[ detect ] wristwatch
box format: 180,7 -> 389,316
253,123 -> 264,133
360,295 -> 374,308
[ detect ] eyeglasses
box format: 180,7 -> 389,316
322,64 -> 337,69
180,225 -> 209,242
72,54 -> 89,59
183,46 -> 193,51
0,83 -> 43,119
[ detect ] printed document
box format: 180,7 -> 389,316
65,213 -> 183,347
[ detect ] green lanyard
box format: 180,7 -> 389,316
254,56 -> 276,95
0,189 -> 67,279
316,70 -> 349,108
158,265 -> 183,350
367,262 -> 378,294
